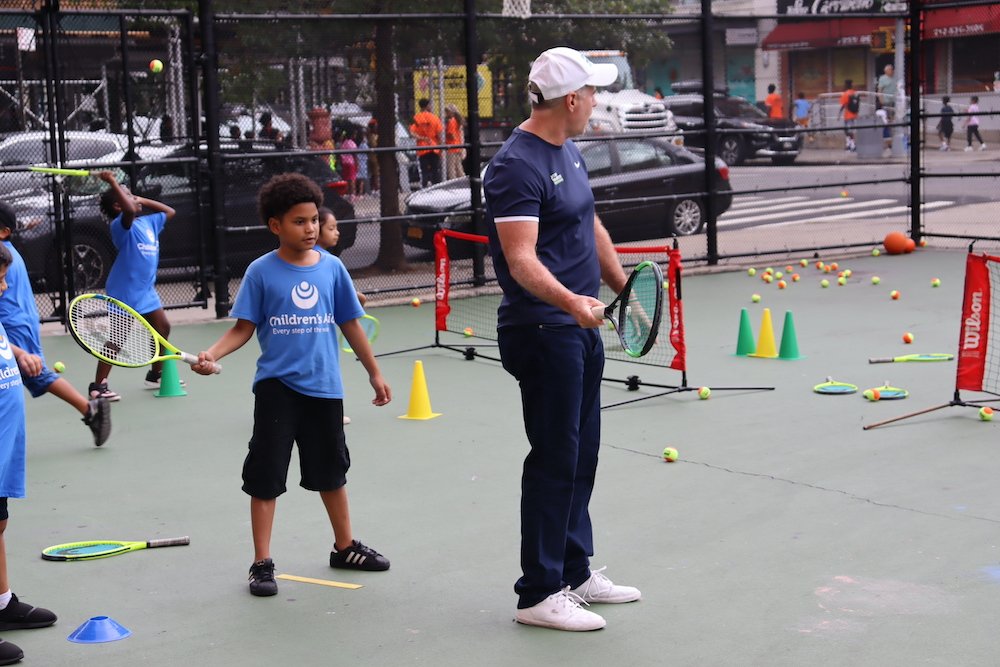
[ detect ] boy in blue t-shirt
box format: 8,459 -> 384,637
0,243 -> 58,665
192,174 -> 391,597
91,171 -> 177,401
0,203 -> 110,446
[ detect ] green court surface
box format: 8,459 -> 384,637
10,249 -> 1000,666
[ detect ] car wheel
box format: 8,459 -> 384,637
68,236 -> 114,291
668,197 -> 705,236
719,137 -> 743,166
772,155 -> 797,166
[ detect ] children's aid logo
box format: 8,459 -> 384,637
291,281 -> 319,310
137,225 -> 159,256
0,333 -> 12,361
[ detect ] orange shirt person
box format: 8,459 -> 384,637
410,98 -> 444,187
764,84 -> 784,119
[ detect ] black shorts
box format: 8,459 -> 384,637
242,378 -> 350,499
0,497 -> 8,521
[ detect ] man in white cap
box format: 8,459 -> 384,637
484,47 -> 641,632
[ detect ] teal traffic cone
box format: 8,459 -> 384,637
778,311 -> 802,360
155,358 -> 187,397
735,308 -> 756,356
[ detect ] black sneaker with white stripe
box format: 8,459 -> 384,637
329,540 -> 390,571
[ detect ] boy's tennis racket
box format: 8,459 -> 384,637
42,536 -> 190,561
29,166 -> 91,177
338,314 -> 380,354
592,260 -> 664,358
868,353 -> 954,364
814,377 -> 858,394
864,382 -> 909,400
68,293 -> 221,373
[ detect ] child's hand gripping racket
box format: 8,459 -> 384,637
592,260 -> 665,358
68,293 -> 221,373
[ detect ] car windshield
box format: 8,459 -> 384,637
717,96 -> 767,119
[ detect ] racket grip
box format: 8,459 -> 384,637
868,358 -> 892,364
591,305 -> 606,319
180,352 -> 222,374
147,536 -> 190,548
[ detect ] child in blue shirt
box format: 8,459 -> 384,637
92,171 -> 177,401
0,243 -> 58,665
192,174 -> 391,597
0,203 -> 110,446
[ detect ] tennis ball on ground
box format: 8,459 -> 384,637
837,276 -> 846,286
872,276 -> 881,285
843,269 -> 852,278
751,293 -> 761,303
799,258 -> 809,267
775,271 -> 783,280
463,327 -> 474,337
829,262 -> 839,271
816,261 -> 825,270
840,189 -> 849,197
748,267 -> 757,277
872,248 -> 881,257
698,386 -> 711,400
662,447 -> 678,462
762,274 -> 773,284
791,273 -> 800,282
821,279 -> 829,288
764,267 -> 774,275
980,407 -> 994,422
863,388 -> 881,401
785,265 -> 794,273
919,239 -> 928,247
53,361 -> 65,373
931,278 -> 941,287
890,290 -> 901,300
777,280 -> 787,289
410,298 -> 421,307
902,332 -> 914,344
149,58 -> 164,73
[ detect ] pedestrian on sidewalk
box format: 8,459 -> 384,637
838,79 -> 859,152
937,96 -> 954,151
964,96 -> 986,151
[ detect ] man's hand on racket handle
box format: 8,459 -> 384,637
570,294 -> 606,329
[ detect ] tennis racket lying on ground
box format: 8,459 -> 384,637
68,293 -> 221,373
868,353 -> 954,364
29,166 -> 92,177
863,382 -> 909,400
814,377 -> 858,394
42,537 -> 190,561
593,260 -> 664,358
338,314 -> 380,354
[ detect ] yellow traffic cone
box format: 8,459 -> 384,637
398,360 -> 441,420
748,308 -> 779,358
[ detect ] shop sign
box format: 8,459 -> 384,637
779,0 -> 907,14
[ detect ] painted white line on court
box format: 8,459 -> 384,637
718,199 -> 897,227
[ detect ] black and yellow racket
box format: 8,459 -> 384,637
814,377 -> 858,394
337,314 -> 380,354
593,260 -> 664,358
42,536 -> 190,561
868,353 -> 954,364
29,166 -> 91,177
68,293 -> 221,373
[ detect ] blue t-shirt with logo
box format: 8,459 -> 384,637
230,249 -> 364,399
0,321 -> 26,498
0,240 -> 43,355
105,211 -> 168,314
484,128 -> 599,327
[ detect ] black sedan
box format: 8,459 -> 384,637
401,135 -> 732,253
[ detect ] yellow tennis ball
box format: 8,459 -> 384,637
751,293 -> 761,303
871,276 -> 881,285
890,290 -> 900,300
149,58 -> 164,73
863,388 -> 881,401
931,278 -> 941,287
791,273 -> 800,282
821,279 -> 829,288
872,248 -> 881,257
698,386 -> 711,400
410,298 -> 421,307
799,258 -> 809,267
764,267 -> 774,275
662,447 -> 678,462
837,276 -> 846,286
53,361 -> 66,373
775,271 -> 784,279
980,407 -> 994,422
747,268 -> 757,277
463,327 -> 474,337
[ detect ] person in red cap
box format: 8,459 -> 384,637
484,46 -> 641,632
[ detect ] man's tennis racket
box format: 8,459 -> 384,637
338,314 -> 380,354
68,293 -> 221,373
592,260 -> 664,358
42,536 -> 190,561
868,353 -> 954,364
29,166 -> 91,177
813,377 -> 858,394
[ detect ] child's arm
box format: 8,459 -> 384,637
191,319 -> 255,376
356,291 -> 367,307
98,171 -> 141,227
135,195 -> 176,221
339,318 -> 391,406
10,343 -> 42,378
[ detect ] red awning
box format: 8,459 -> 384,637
923,5 -> 1000,39
762,18 -> 887,50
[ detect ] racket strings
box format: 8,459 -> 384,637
70,299 -> 157,366
618,268 -> 661,354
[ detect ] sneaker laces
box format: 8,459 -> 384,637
249,560 -> 274,583
577,566 -> 612,599
554,586 -> 590,611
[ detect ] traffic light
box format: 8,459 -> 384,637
870,27 -> 894,53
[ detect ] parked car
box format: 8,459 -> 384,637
661,81 -> 802,166
0,131 -> 132,198
401,135 -> 732,255
8,141 -> 354,292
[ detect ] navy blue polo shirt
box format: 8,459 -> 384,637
484,128 -> 599,327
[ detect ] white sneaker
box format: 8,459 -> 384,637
514,587 -> 606,631
570,566 -> 642,604
343,416 -> 351,425
965,146 -> 973,152
980,143 -> 987,151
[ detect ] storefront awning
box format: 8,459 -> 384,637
923,5 -> 1000,39
762,18 -> 887,50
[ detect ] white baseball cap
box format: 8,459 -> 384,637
528,47 -> 618,103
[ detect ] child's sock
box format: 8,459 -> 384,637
0,590 -> 12,610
